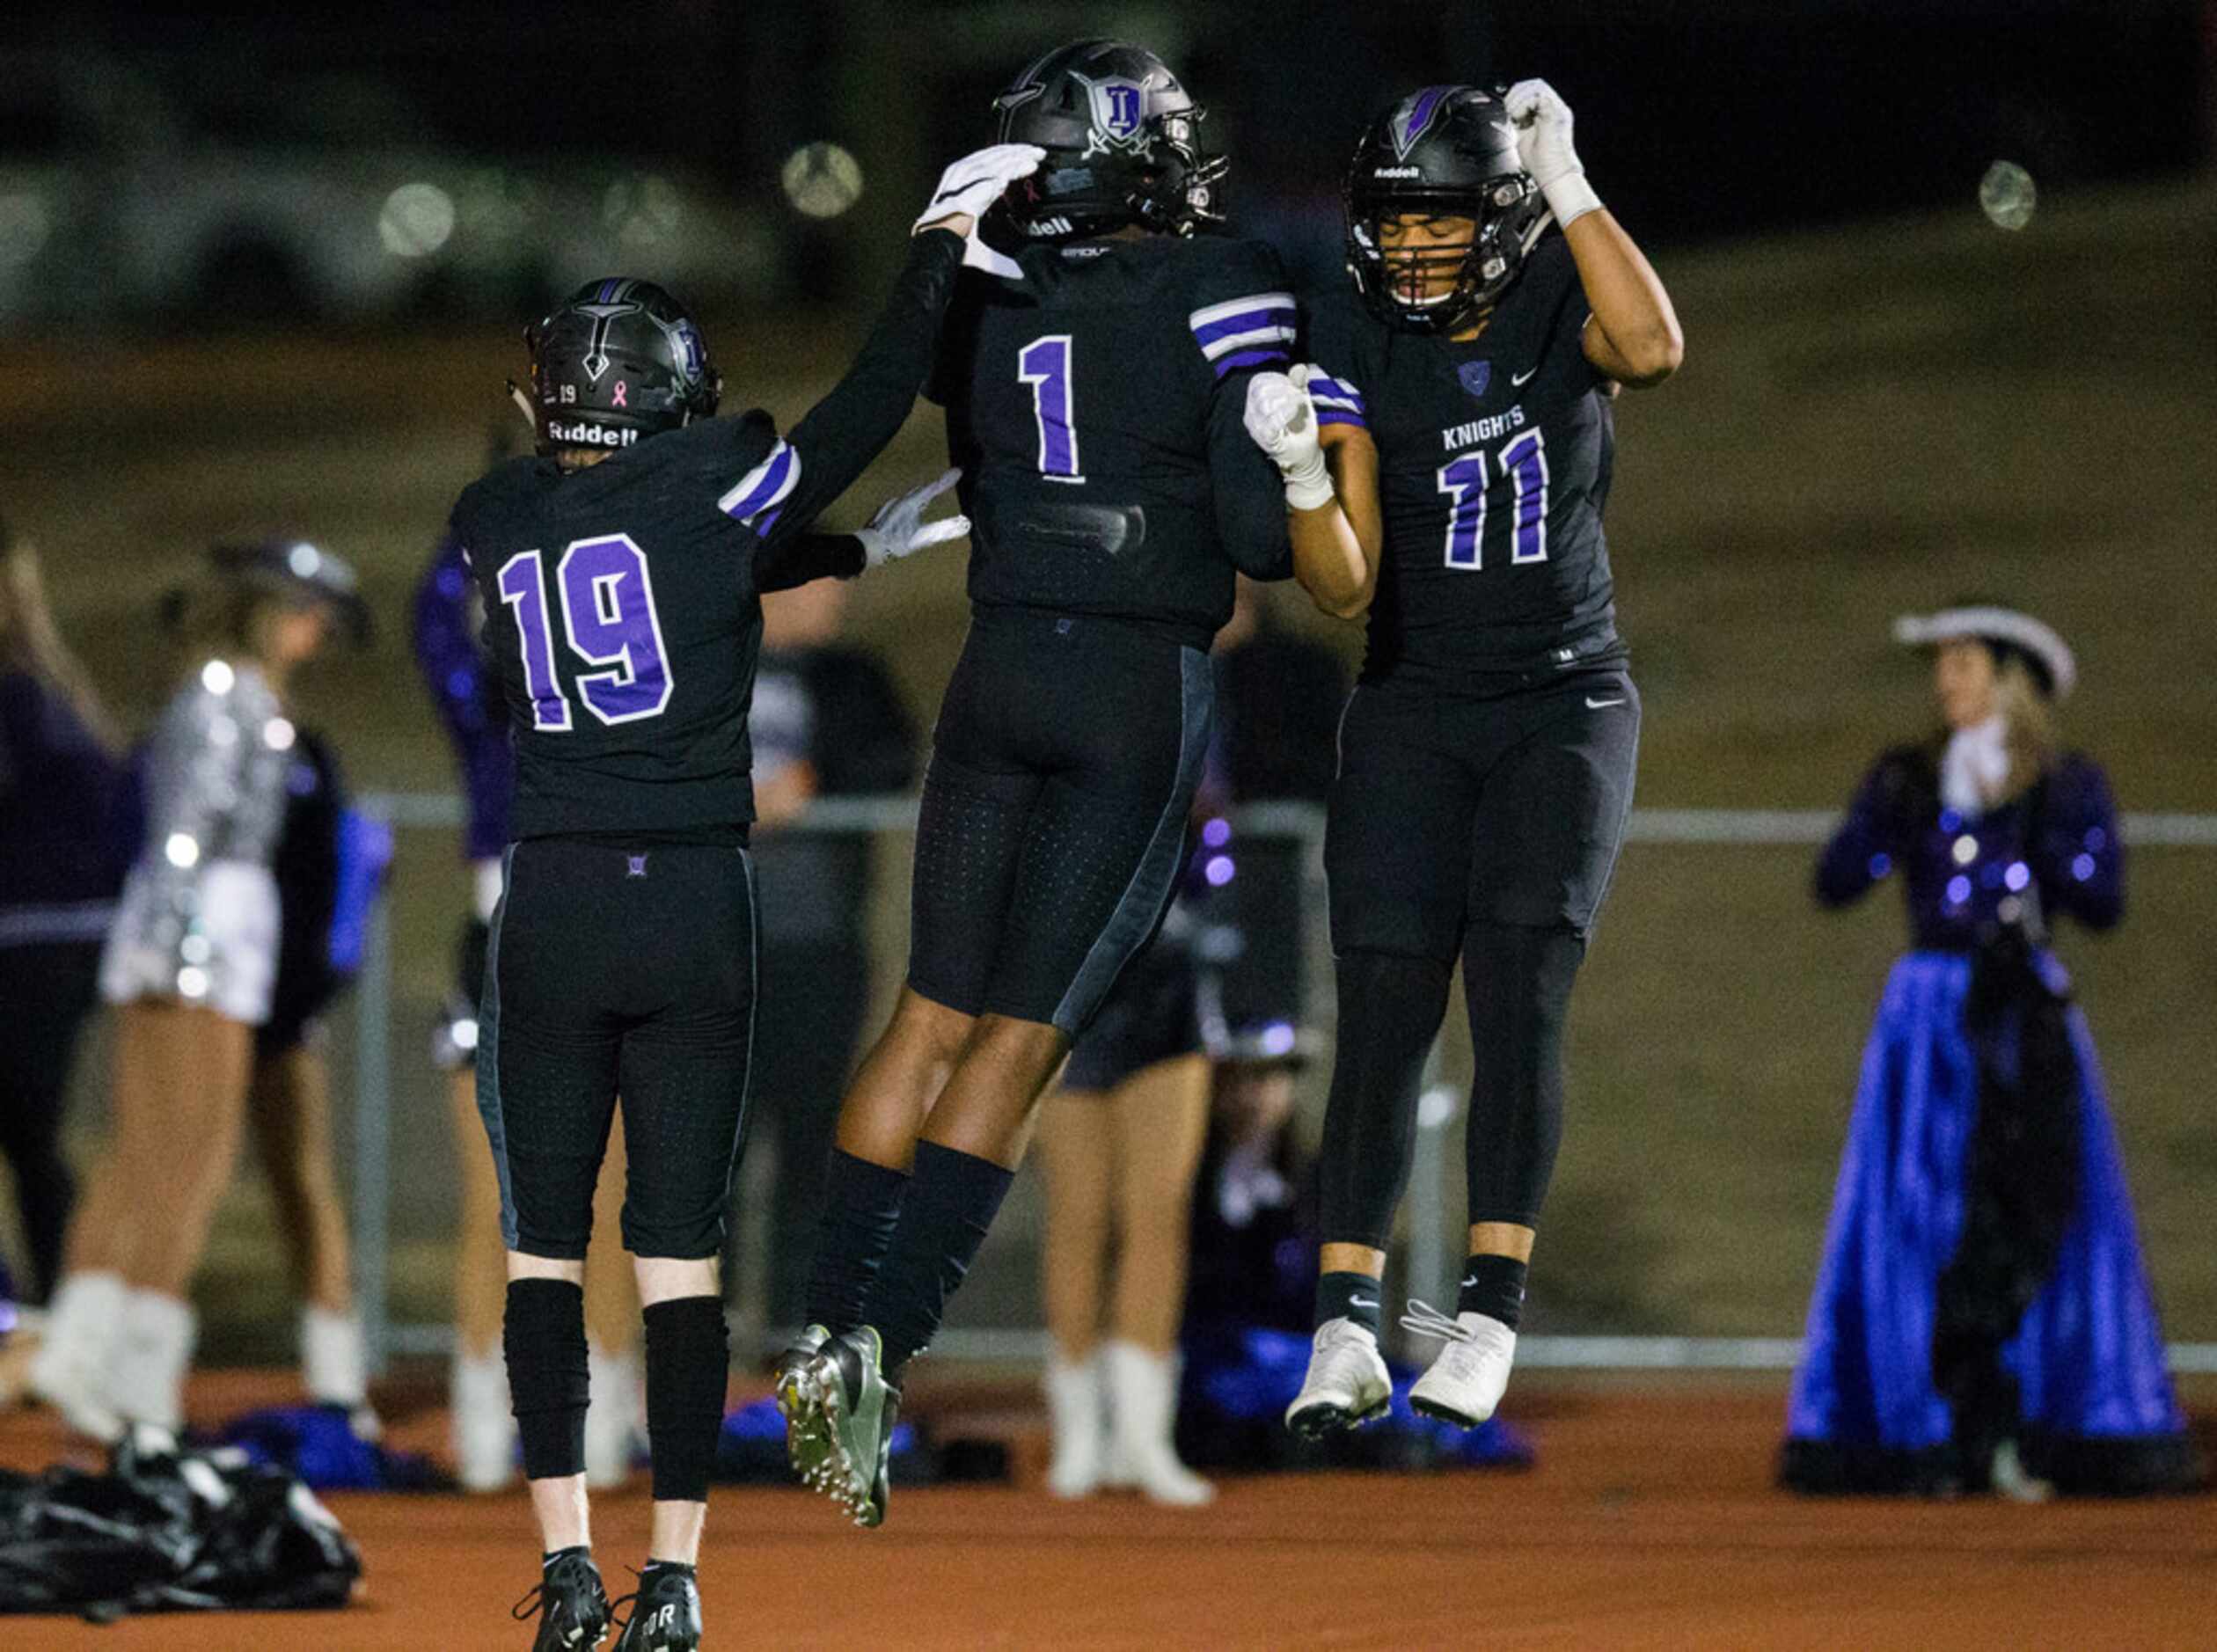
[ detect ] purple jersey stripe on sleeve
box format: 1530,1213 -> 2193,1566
1314,406 -> 1369,428
1211,346 -> 1293,380
717,440 -> 800,526
1190,304 -> 1300,350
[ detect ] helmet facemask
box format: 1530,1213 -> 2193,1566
1347,172 -> 1546,336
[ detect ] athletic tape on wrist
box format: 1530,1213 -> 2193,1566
1544,172 -> 1603,229
1282,453 -> 1334,512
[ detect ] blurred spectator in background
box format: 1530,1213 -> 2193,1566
245,686 -> 393,1435
743,577 -> 916,1335
0,522 -> 131,1316
413,509 -> 643,1490
1035,908 -> 1213,1507
1782,603 -> 2201,1499
1194,575 -> 1345,1060
1035,580 -> 1346,1504
32,540 -> 358,1446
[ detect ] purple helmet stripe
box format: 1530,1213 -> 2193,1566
1393,84 -> 1457,159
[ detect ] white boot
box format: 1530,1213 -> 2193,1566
301,1305 -> 382,1439
26,1271 -> 127,1442
1102,1341 -> 1212,1508
450,1346 -> 517,1493
1043,1349 -> 1106,1500
110,1288 -> 196,1436
584,1342 -> 643,1489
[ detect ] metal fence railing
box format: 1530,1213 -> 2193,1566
348,794 -> 2217,1373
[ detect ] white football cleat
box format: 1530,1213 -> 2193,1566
1284,1318 -> 1391,1438
1401,1301 -> 1517,1429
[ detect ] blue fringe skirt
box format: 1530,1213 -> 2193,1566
1782,950 -> 2200,1494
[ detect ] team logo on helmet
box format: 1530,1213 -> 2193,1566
1390,85 -> 1456,160
670,318 -> 708,384
1077,73 -> 1150,153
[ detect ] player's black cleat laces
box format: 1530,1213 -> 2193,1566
612,1563 -> 704,1650
513,1547 -> 614,1650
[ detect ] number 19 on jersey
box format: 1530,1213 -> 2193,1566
496,534 -> 675,729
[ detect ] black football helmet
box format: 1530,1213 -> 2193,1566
521,277 -> 721,455
991,39 -> 1227,240
1344,85 -> 1548,336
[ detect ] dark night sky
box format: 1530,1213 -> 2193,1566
25,0 -> 2210,252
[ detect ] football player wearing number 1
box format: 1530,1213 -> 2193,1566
450,143 -> 1040,1652
778,39 -> 1297,1530
1246,81 -> 1682,1436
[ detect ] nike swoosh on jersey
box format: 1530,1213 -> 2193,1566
1585,696 -> 1626,709
1512,366 -> 1539,386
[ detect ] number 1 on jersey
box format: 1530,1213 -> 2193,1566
497,551 -> 572,731
1018,334 -> 1085,483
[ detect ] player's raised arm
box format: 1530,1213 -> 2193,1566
1504,79 -> 1683,388
1244,367 -> 1379,620
727,145 -> 1043,564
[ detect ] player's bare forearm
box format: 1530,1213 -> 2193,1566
1294,426 -> 1381,620
1566,211 -> 1683,387
1290,501 -> 1370,621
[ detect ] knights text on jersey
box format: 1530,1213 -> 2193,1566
450,415 -> 794,840
1306,231 -> 1624,686
928,233 -> 1296,647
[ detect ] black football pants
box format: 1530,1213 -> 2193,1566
478,837 -> 757,1261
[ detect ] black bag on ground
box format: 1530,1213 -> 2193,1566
0,1438 -> 361,1618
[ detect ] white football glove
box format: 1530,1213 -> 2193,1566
1504,78 -> 1602,228
1243,367 -> 1335,512
855,468 -> 969,568
915,143 -> 1046,233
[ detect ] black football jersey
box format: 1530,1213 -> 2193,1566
450,231 -> 963,839
1306,230 -> 1623,686
928,234 -> 1296,647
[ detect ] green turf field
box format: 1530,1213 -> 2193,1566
11,174 -> 2213,1354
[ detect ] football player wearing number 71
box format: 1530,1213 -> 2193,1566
448,140 -> 1040,1651
1245,79 -> 1682,1440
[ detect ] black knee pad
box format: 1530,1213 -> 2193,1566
643,1295 -> 729,1504
505,1278 -> 589,1481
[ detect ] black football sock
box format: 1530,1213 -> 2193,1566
802,1149 -> 910,1336
860,1140 -> 1014,1376
1457,1254 -> 1529,1330
1314,1271 -> 1385,1338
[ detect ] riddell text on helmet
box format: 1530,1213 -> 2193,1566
546,421 -> 640,447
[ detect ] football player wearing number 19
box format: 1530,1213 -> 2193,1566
448,142 -> 1042,1651
777,38 -> 1299,1531
1247,81 -> 1682,1438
